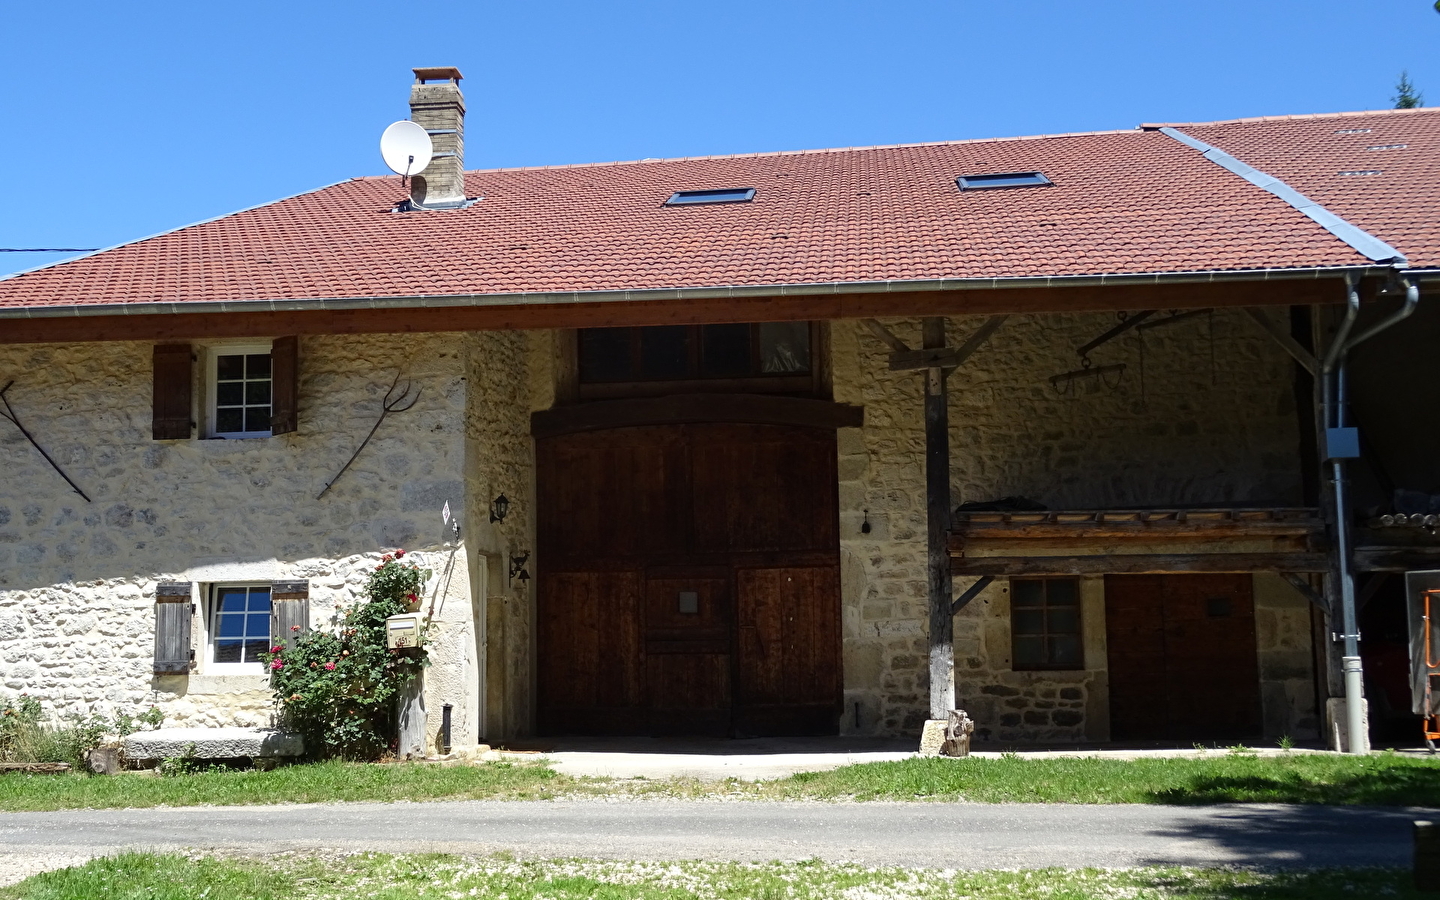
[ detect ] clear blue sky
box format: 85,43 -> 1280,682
2,0 -> 1436,277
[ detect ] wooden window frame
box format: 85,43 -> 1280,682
1009,576 -> 1084,672
203,583 -> 273,673
564,322 -> 828,402
203,342 -> 273,440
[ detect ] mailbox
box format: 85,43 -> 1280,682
386,613 -> 423,650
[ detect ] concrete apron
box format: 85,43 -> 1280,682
491,737 -> 1335,781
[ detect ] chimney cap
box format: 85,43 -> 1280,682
413,67 -> 464,84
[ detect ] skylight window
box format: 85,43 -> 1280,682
957,172 -> 1052,190
665,188 -> 756,206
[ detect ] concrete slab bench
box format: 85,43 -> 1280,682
124,727 -> 304,762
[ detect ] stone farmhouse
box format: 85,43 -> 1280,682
1,68 -> 1437,754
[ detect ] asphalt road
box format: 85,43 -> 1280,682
0,800 -> 1426,869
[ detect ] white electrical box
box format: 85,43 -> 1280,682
386,613 -> 423,649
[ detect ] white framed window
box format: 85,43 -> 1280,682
205,584 -> 273,672
205,343 -> 273,439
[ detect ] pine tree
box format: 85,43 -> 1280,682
1394,71 -> 1424,109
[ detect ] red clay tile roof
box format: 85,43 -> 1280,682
1,110 -> 1433,312
1167,108 -> 1440,271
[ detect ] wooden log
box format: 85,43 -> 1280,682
924,317 -> 953,720
950,553 -> 1329,576
0,762 -> 71,774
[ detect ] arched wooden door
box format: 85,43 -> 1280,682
536,423 -> 842,736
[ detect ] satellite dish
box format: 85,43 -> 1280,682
380,121 -> 433,176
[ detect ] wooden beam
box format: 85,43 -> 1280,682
0,279 -> 1346,345
923,316 -> 954,719
1282,572 -> 1330,614
861,319 -> 910,353
890,315 -> 1008,371
1354,547 -> 1440,572
949,524 -> 1322,548
951,553 -> 1328,575
530,394 -> 864,438
951,576 -> 994,616
1246,308 -> 1318,377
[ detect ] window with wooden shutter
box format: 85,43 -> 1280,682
154,582 -> 194,674
271,580 -> 310,650
152,344 -> 193,440
269,336 -> 299,435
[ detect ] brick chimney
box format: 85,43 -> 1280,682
408,67 -> 467,208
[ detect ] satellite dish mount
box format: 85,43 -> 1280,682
379,120 -> 434,206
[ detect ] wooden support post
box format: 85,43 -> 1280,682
397,673 -> 426,759
924,317 -> 955,719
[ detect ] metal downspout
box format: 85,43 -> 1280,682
1323,274 -> 1420,753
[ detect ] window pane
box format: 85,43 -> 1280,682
1048,608 -> 1080,634
1012,580 -> 1045,607
639,326 -> 690,379
246,354 -> 272,377
1050,635 -> 1083,666
247,589 -> 271,612
215,408 -> 244,433
1014,636 -> 1044,666
216,355 -> 244,380
700,324 -> 751,377
245,408 -> 272,433
243,639 -> 270,663
1047,579 -> 1079,606
578,328 -> 633,382
759,322 -> 810,373
217,615 -> 244,638
218,590 -> 249,612
214,640 -> 242,663
216,382 -> 244,405
245,381 -> 271,405
1013,609 -> 1046,636
246,613 -> 271,637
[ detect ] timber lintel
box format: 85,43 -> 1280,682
950,553 -> 1328,576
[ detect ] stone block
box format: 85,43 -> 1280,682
124,727 -> 304,760
1325,698 -> 1370,753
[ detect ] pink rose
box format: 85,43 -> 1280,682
270,646 -> 283,654
290,625 -> 300,632
324,662 -> 336,671
270,659 -> 284,670
395,549 -> 406,558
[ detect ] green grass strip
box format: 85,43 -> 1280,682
1,852 -> 1431,900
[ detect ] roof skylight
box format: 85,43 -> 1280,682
956,172 -> 1052,190
665,188 -> 756,206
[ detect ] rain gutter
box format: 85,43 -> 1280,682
0,264 -> 1396,321
1158,127 -> 1408,266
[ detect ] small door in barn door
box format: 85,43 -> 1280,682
536,570 -> 645,735
1105,574 -> 1262,741
735,566 -> 842,736
645,570 -> 731,735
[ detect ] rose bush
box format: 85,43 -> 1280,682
262,550 -> 431,759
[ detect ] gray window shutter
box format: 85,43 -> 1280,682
154,582 -> 194,674
271,580 -> 310,650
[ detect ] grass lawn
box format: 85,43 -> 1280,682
1,751 -> 1438,811
0,852 -> 1429,900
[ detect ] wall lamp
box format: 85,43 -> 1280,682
489,494 -> 510,524
509,550 -> 531,585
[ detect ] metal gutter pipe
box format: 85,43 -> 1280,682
1322,273 -> 1419,753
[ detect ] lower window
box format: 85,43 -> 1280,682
1010,577 -> 1083,670
209,585 -> 272,668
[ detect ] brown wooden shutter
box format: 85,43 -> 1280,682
154,582 -> 194,674
269,336 -> 299,435
271,580 -> 310,650
151,344 -> 193,440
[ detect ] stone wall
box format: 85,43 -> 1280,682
0,334 -> 481,742
832,311 -> 1314,740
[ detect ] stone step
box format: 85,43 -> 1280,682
124,727 -> 304,761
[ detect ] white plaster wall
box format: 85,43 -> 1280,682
833,311 -> 1310,738
0,334 -> 479,740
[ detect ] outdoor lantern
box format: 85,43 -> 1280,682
489,493 -> 510,523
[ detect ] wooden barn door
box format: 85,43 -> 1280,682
537,422 -> 841,736
1105,574 -> 1262,741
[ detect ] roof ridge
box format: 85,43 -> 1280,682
1141,106 -> 1440,130
351,127 -> 1144,179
